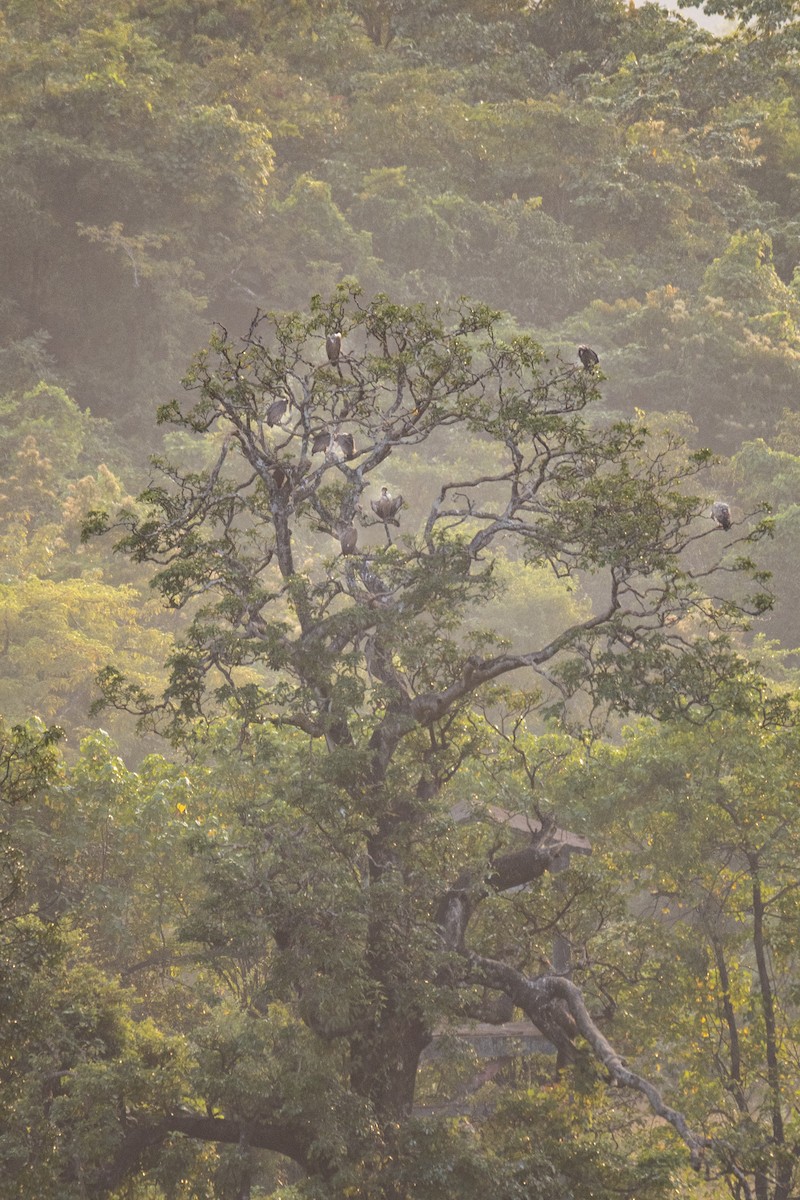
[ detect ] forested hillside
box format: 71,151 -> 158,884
5,1 -> 800,1198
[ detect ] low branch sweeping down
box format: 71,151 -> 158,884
437,819 -> 708,1170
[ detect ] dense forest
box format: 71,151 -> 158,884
6,1 -> 800,1197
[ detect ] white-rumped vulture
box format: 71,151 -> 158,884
712,501 -> 732,531
371,486 -> 403,522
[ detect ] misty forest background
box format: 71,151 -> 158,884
8,1 -> 800,1198
8,0 -> 800,744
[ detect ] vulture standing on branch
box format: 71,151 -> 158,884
578,344 -> 600,369
266,399 -> 287,427
340,524 -> 358,555
371,485 -> 403,544
330,432 -> 355,461
312,431 -> 355,460
326,332 -> 342,364
371,486 -> 403,523
712,501 -> 732,530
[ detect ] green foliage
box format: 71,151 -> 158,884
0,1 -> 273,425
4,0 -> 800,441
560,266 -> 800,449
684,0 -> 800,32
0,383 -> 94,476
0,478 -> 172,744
716,426 -> 800,648
0,716 -> 63,917
90,289 -> 764,737
702,230 -> 800,326
6,0 -> 800,1195
542,699 -> 800,1199
0,575 -> 171,733
351,174 -> 593,321
56,288 -> 772,1195
0,720 -> 198,1198
0,917 -> 191,1200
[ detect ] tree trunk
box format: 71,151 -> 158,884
751,870 -> 791,1200
350,1013 -> 430,1118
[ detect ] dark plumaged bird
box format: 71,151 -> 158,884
326,332 -> 342,364
312,431 -> 355,460
371,486 -> 403,522
578,345 -> 600,369
340,524 -> 358,555
712,501 -> 732,530
266,399 -> 287,427
272,465 -> 290,493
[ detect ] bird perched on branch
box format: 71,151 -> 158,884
326,332 -> 342,364
371,486 -> 403,544
712,501 -> 732,530
312,431 -> 355,461
371,486 -> 403,523
578,344 -> 599,369
339,524 -> 358,555
330,432 -> 355,461
266,399 -> 287,427
271,465 -> 290,494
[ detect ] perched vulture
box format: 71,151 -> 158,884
371,486 -> 403,523
266,399 -> 287,427
340,524 -> 358,555
312,431 -> 355,460
272,465 -> 290,493
326,332 -> 342,364
330,432 -> 355,461
578,344 -> 600,369
712,501 -> 732,531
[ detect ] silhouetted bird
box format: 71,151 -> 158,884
266,399 -> 287,426
326,332 -> 342,364
371,486 -> 403,522
712,501 -> 732,530
578,345 -> 599,369
340,524 -> 358,555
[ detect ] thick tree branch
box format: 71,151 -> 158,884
467,951 -> 708,1170
165,1113 -> 319,1165
411,594 -> 621,726
93,1112 -> 327,1197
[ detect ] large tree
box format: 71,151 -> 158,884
84,286 -> 771,1194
